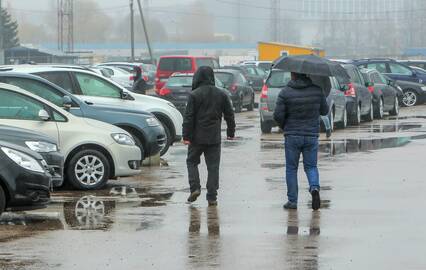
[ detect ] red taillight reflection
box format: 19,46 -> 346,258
344,83 -> 356,97
159,88 -> 171,96
260,84 -> 268,99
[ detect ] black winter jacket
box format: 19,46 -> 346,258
183,66 -> 235,145
273,77 -> 329,137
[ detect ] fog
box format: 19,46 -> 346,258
3,0 -> 426,58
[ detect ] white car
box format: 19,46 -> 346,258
7,66 -> 183,156
0,83 -> 142,190
91,66 -> 134,89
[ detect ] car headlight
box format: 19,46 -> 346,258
146,117 -> 160,127
421,86 -> 426,91
111,133 -> 135,146
1,147 -> 45,173
25,141 -> 58,153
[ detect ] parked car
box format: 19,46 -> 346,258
4,66 -> 182,156
359,68 -> 400,118
221,65 -> 266,91
91,66 -> 133,90
0,125 -> 63,187
340,64 -> 374,125
398,60 -> 426,70
0,140 -> 51,215
259,69 -> 347,133
0,72 -> 166,159
155,55 -> 219,90
214,69 -> 255,113
386,77 -> 426,107
156,72 -> 233,115
0,83 -> 142,190
97,62 -> 153,89
240,61 -> 273,72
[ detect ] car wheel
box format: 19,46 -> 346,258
389,96 -> 399,116
374,98 -> 384,119
159,123 -> 172,156
337,107 -> 348,129
235,98 -> 243,113
329,108 -> 335,132
66,149 -> 110,190
247,95 -> 255,111
260,120 -> 272,134
349,103 -> 361,126
402,90 -> 418,107
364,102 -> 374,122
0,185 -> 5,215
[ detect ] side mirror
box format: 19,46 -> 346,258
340,85 -> 350,91
38,109 -> 50,121
365,82 -> 374,87
62,96 -> 73,110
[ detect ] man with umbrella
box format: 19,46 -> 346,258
273,55 -> 349,210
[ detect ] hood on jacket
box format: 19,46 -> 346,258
192,66 -> 216,90
287,76 -> 314,89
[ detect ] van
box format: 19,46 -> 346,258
155,56 -> 219,90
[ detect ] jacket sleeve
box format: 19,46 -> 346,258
182,94 -> 196,141
223,94 -> 236,138
273,90 -> 286,129
319,93 -> 329,116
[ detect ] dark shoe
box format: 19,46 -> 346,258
187,190 -> 201,203
311,189 -> 321,210
208,200 -> 218,206
326,129 -> 332,138
283,201 -> 297,210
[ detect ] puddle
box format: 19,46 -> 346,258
346,123 -> 423,133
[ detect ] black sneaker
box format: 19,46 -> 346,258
187,190 -> 201,203
283,201 -> 297,209
311,189 -> 321,210
208,200 -> 218,206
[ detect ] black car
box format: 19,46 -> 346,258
221,65 -> 266,91
360,69 -> 400,118
0,72 -> 166,159
0,125 -> 64,187
389,78 -> 426,107
398,60 -> 426,70
214,69 -> 255,113
156,73 -> 233,115
0,140 -> 51,215
340,64 -> 374,125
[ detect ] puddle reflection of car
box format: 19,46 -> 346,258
0,141 -> 51,215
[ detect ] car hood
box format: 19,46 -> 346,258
0,125 -> 57,144
89,104 -> 153,117
82,117 -> 131,136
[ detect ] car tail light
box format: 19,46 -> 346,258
230,84 -> 238,93
260,84 -> 268,99
368,85 -> 375,93
159,88 -> 171,96
344,83 -> 356,97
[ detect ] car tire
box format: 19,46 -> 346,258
261,120 -> 272,134
364,102 -> 374,122
389,96 -> 399,116
374,98 -> 384,119
66,149 -> 110,190
247,95 -> 255,111
160,123 -> 172,156
349,103 -> 361,126
0,185 -> 5,215
402,89 -> 419,107
337,107 -> 348,129
329,108 -> 335,132
235,98 -> 243,113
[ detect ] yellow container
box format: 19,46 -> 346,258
258,42 -> 325,61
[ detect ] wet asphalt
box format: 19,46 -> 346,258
2,104 -> 426,269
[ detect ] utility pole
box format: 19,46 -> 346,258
270,0 -> 279,42
237,0 -> 241,42
130,0 -> 135,62
136,0 -> 154,64
0,0 -> 5,65
57,0 -> 74,53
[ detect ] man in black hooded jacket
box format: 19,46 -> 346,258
183,66 -> 235,206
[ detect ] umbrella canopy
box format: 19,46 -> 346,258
309,75 -> 332,97
273,54 -> 350,84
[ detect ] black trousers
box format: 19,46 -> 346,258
186,143 -> 221,201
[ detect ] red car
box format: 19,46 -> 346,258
155,55 -> 219,90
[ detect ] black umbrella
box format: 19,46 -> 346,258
273,54 -> 350,84
309,75 -> 332,97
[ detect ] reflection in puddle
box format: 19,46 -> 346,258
346,123 -> 422,133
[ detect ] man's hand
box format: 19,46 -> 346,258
183,140 -> 191,145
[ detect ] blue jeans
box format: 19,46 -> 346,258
285,135 -> 320,203
320,116 -> 331,131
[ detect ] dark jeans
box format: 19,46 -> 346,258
285,135 -> 320,203
186,143 -> 221,201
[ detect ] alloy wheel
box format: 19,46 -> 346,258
74,196 -> 105,229
379,99 -> 384,118
343,109 -> 348,128
74,155 -> 105,186
402,91 -> 417,107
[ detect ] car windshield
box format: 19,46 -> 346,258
166,76 -> 193,87
215,72 -> 234,85
266,70 -> 291,87
159,58 -> 192,71
258,62 -> 272,71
